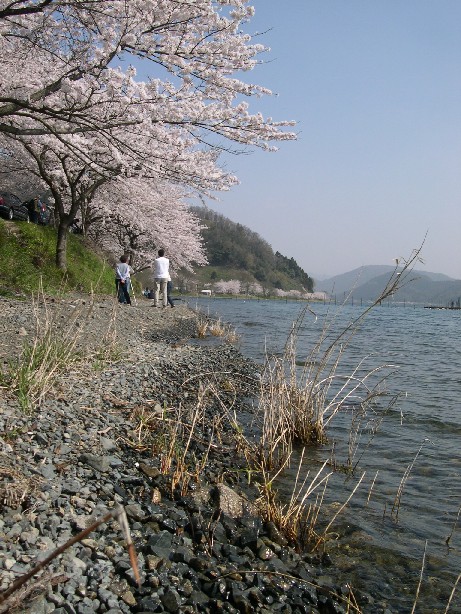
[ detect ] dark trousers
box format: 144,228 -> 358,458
167,281 -> 174,307
116,279 -> 131,305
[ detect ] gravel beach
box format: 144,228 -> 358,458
0,294 -> 370,614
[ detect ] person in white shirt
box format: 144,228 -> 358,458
115,254 -> 133,305
153,249 -> 170,307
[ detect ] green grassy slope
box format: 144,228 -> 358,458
0,219 -> 115,297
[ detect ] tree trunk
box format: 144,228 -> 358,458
56,222 -> 69,269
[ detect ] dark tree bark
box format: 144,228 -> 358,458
56,220 -> 69,270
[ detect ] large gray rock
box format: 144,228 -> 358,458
213,484 -> 256,519
78,453 -> 110,473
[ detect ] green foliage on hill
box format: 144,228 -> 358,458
190,207 -> 314,292
0,219 -> 115,297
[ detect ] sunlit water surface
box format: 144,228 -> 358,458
187,297 -> 461,613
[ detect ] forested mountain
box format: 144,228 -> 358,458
189,206 -> 314,293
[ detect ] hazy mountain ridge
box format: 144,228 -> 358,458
319,266 -> 460,304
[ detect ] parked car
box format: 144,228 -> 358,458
22,197 -> 53,225
0,192 -> 29,221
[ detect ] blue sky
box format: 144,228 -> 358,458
205,1 -> 461,280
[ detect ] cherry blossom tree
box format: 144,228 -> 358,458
275,289 -> 304,299
87,178 -> 208,272
0,1 -> 295,147
214,279 -> 241,295
0,1 -> 296,269
1,122 -> 243,267
249,281 -> 264,295
0,134 -> 201,277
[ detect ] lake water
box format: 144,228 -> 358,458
187,296 -> 461,613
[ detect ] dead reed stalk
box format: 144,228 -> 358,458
445,502 -> 461,546
444,573 -> 461,613
313,471 -> 366,550
391,439 -> 429,522
411,540 -> 427,614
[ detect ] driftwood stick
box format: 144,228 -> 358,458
0,505 -> 139,605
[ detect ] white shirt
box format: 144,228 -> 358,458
116,262 -> 132,281
154,256 -> 169,279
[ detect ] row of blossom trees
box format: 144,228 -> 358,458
209,280 -> 326,300
0,0 -> 296,272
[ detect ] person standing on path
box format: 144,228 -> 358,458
115,255 -> 133,305
25,197 -> 40,224
153,248 -> 170,308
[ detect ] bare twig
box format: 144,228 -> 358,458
446,503 -> 461,546
0,506 -> 139,606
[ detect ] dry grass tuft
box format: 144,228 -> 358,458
255,451 -> 332,547
122,387 -> 221,498
208,318 -> 226,337
196,317 -> 209,338
0,456 -> 44,510
224,326 -> 240,344
0,287 -> 121,412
